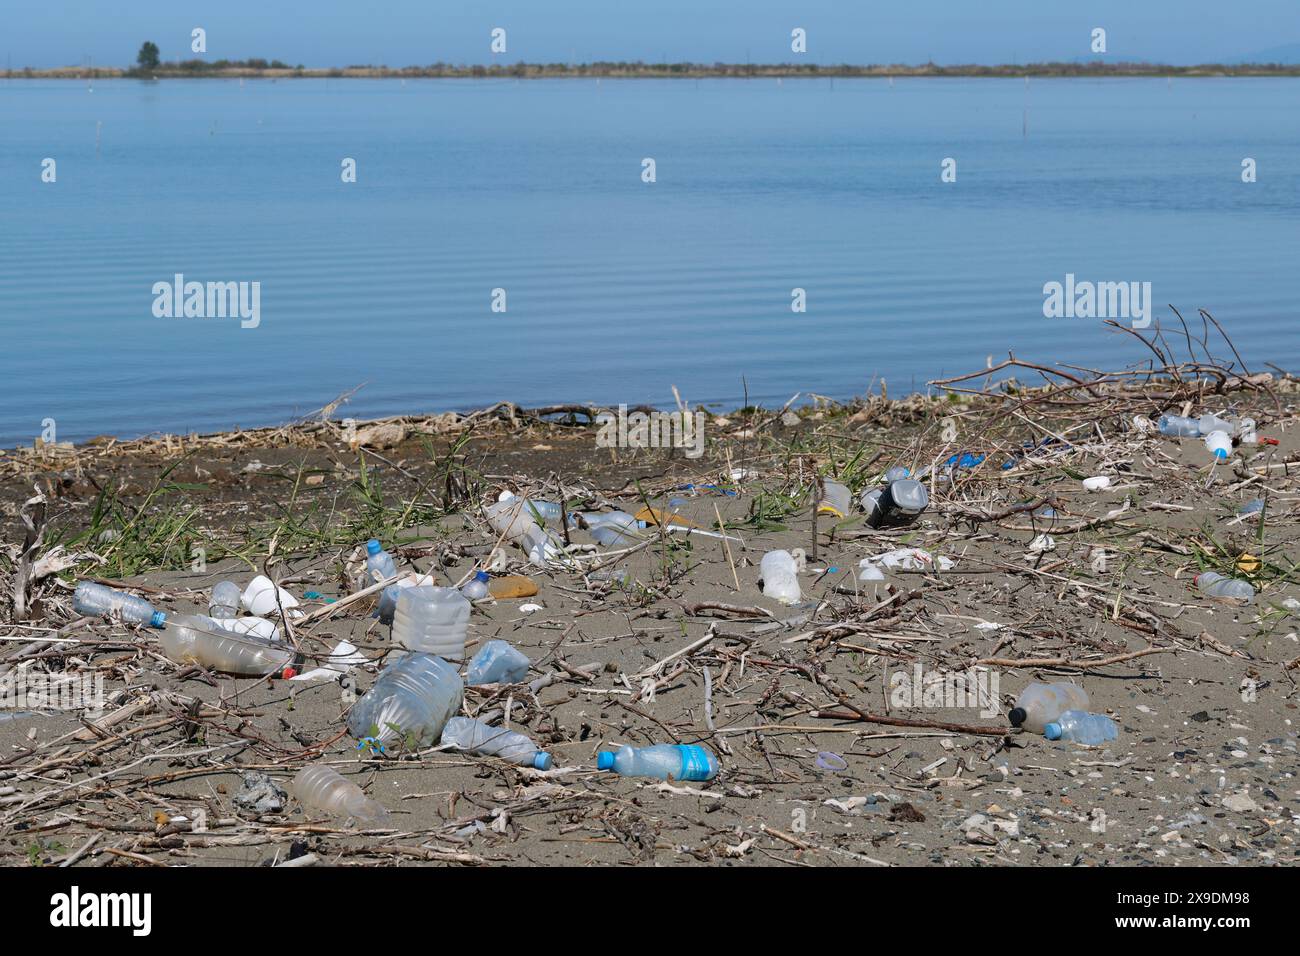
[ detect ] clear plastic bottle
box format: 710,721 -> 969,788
210,615 -> 280,642
485,496 -> 544,546
466,639 -> 530,685
208,580 -> 241,618
441,716 -> 552,769
760,550 -> 801,604
365,539 -> 398,583
292,765 -> 392,825
347,652 -> 463,747
817,480 -> 852,519
579,511 -> 644,547
392,586 -> 470,660
861,478 -> 929,528
596,743 -> 719,781
1195,572 -> 1255,602
73,581 -> 166,628
1198,412 -> 1235,436
1157,414 -> 1200,437
159,614 -> 292,675
461,571 -> 490,601
1044,710 -> 1118,746
1008,681 -> 1090,734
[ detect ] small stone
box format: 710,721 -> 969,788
233,771 -> 287,814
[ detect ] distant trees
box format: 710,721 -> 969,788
136,41 -> 160,71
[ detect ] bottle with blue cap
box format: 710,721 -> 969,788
596,743 -> 719,781
461,570 -> 490,601
1043,710 -> 1118,746
441,716 -> 552,769
73,581 -> 167,628
1203,430 -> 1232,460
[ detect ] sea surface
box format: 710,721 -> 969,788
1,76 -> 1297,444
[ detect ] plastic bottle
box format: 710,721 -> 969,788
159,614 -> 292,676
760,550 -> 801,604
1008,681 -> 1090,734
861,478 -> 930,529
883,466 -> 910,482
817,479 -> 852,519
347,652 -> 464,747
392,586 -> 470,660
596,743 -> 719,782
466,639 -> 531,685
1204,430 -> 1231,460
1195,572 -> 1255,602
461,571 -> 490,601
1157,414 -> 1200,437
485,495 -> 544,546
209,580 -> 241,618
1238,418 -> 1257,444
441,716 -> 552,769
365,539 -> 398,584
1044,710 -> 1118,746
579,511 -> 644,547
72,581 -> 167,628
292,765 -> 391,825
241,575 -> 301,617
1198,412 -> 1235,436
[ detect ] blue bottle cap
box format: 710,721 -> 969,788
596,752 -> 614,771
475,571 -> 490,582
1213,448 -> 1228,459
366,539 -> 382,555
1044,723 -> 1063,741
534,752 -> 553,771
150,610 -> 167,628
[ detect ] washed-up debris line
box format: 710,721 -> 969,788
1,332 -> 1298,867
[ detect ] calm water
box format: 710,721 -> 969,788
1,77 -> 1297,445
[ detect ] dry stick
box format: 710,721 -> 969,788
713,502 -> 741,592
809,475 -> 821,562
807,709 -> 1007,737
973,647 -> 1174,669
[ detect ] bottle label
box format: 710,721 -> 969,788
677,745 -> 713,781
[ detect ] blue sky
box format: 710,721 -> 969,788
6,1 -> 1299,68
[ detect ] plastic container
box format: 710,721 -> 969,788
210,616 -> 280,642
861,478 -> 929,528
208,580 -> 241,619
1204,430 -> 1232,460
485,496 -> 544,546
579,511 -> 644,547
1008,681 -> 1090,734
241,575 -> 301,617
72,582 -> 166,628
882,466 -> 910,482
817,479 -> 852,519
159,614 -> 292,676
595,743 -> 719,781
441,716 -> 552,769
1198,413 -> 1235,436
392,586 -> 471,660
461,571 -> 490,601
466,639 -> 531,685
347,652 -> 463,747
1157,414 -> 1200,437
760,550 -> 801,604
1195,572 -> 1255,602
1044,710 -> 1118,746
292,765 -> 391,825
365,539 -> 398,584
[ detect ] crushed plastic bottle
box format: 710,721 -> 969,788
1008,681 -> 1090,734
861,478 -> 929,528
292,765 -> 391,825
1195,571 -> 1255,603
466,639 -> 530,685
1204,430 -> 1232,460
760,550 -> 801,604
392,586 -> 471,660
73,582 -> 166,628
579,511 -> 644,547
159,614 -> 292,676
1044,710 -> 1118,746
441,716 -> 552,769
210,615 -> 280,642
817,479 -> 852,519
485,494 -> 561,551
1239,498 -> 1265,515
241,575 -> 301,617
1158,414 -> 1201,437
461,571 -> 490,601
347,652 -> 463,747
208,580 -> 241,618
596,743 -> 719,781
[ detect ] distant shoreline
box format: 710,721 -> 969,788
8,61 -> 1300,80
